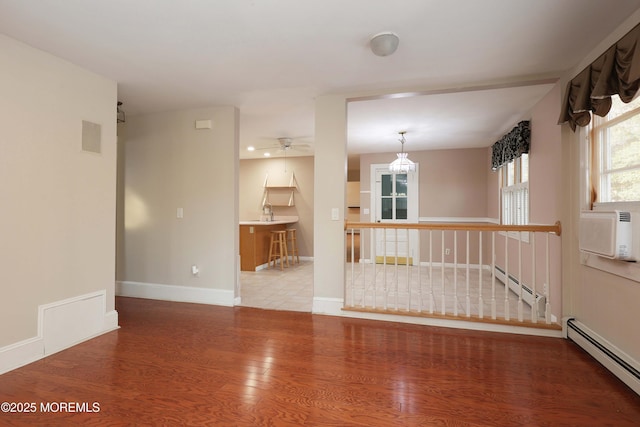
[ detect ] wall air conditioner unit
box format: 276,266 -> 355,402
579,211 -> 635,261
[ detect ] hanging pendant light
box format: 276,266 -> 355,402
389,131 -> 415,173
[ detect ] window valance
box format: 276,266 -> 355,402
491,120 -> 530,171
558,23 -> 640,131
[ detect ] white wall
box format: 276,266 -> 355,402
117,107 -> 239,305
0,35 -> 117,348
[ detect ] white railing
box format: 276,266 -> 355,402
344,221 -> 562,327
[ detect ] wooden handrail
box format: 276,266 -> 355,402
345,221 -> 562,236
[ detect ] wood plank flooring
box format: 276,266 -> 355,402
1,297 -> 639,426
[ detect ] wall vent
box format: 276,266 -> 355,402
81,120 -> 101,154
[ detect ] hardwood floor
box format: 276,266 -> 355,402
1,297 -> 639,426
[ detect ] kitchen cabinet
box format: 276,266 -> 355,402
239,217 -> 299,271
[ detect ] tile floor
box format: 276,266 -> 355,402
346,262 -> 537,322
239,256 -> 540,324
239,259 -> 314,312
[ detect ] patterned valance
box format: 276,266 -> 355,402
491,120 -> 530,171
558,23 -> 640,131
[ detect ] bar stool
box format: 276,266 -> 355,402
268,230 -> 289,270
286,228 -> 299,265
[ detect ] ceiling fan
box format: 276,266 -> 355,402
251,137 -> 313,157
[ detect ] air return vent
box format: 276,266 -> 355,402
81,120 -> 101,154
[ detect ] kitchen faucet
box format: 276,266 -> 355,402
264,203 -> 273,221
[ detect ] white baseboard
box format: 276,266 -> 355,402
340,309 -> 562,338
116,281 -> 234,306
0,290 -> 119,375
0,337 -> 43,376
312,297 -> 344,315
314,297 -> 561,337
255,256 -> 314,271
565,318 -> 640,395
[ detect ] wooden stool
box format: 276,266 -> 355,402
268,230 -> 289,270
286,228 -> 299,265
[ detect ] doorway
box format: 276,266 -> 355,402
370,164 -> 419,264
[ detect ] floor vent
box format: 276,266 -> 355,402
565,318 -> 640,395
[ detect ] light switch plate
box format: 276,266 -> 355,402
331,208 -> 340,221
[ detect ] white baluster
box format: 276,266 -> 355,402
545,233 -> 551,324
491,232 -> 497,320
531,233 -> 537,323
479,232 -> 484,319
406,228 -> 411,312
372,228 -> 377,309
350,228 -> 355,307
517,231 -> 523,322
429,230 -> 434,314
441,231 -> 446,315
394,228 -> 399,311
504,231 -> 509,321
453,230 -> 458,316
383,228 -> 388,310
466,231 -> 471,317
418,229 -> 423,313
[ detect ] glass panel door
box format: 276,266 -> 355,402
379,172 -> 407,221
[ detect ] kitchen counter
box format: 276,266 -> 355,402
239,215 -> 298,226
239,216 -> 298,271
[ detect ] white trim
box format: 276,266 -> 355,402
565,318 -> 640,395
312,297 -> 344,314
316,302 -> 562,338
0,290 -> 118,375
116,281 -> 235,306
254,256 -> 314,271
0,337 -> 43,375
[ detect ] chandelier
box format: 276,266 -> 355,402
389,131 -> 415,173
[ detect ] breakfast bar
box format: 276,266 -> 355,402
239,216 -> 298,271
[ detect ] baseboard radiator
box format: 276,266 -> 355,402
494,266 -> 546,318
565,318 -> 640,395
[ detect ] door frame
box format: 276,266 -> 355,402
369,163 -> 419,264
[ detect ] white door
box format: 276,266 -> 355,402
371,164 -> 419,264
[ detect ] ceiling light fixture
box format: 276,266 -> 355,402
389,131 -> 415,173
247,146 -> 255,151
370,31 -> 399,57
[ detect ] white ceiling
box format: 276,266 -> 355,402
1,0 -> 639,159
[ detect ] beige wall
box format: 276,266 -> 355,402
118,107 -> 239,293
360,148 -> 488,219
239,157 -> 314,256
314,95 -> 347,302
0,35 -> 117,347
358,148 -> 488,264
561,12 -> 640,361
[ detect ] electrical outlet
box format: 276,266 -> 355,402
445,248 -> 451,255
543,283 -> 548,295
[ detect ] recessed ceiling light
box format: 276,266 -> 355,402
264,152 -> 270,157
247,146 -> 255,151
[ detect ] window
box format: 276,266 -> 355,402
590,94 -> 640,205
501,154 -> 529,225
